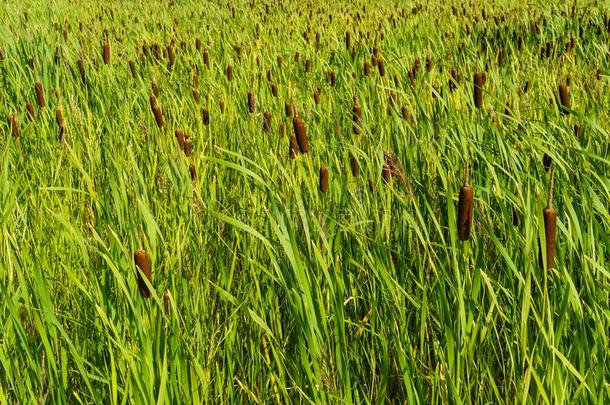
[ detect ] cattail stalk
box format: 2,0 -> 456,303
543,165 -> 557,270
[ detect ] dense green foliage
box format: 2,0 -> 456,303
1,0 -> 609,403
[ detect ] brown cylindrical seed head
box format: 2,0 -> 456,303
175,129 -> 185,151
248,92 -> 256,113
202,108 -> 210,125
401,106 -> 409,120
134,249 -> 152,298
457,184 -> 474,241
543,207 -> 557,270
313,88 -> 321,105
543,153 -> 552,172
150,96 -> 164,128
26,103 -> 35,119
226,64 -> 233,81
285,101 -> 293,118
293,115 -> 309,153
558,84 -> 570,114
103,39 -> 110,64
350,156 -> 359,177
35,81 -> 45,108
203,49 -> 210,67
263,112 -> 272,133
8,114 -> 19,138
319,166 -> 329,193
473,72 -> 484,109
363,61 -> 370,76
377,59 -> 386,77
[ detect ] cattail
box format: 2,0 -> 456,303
129,60 -> 137,78
558,83 -> 570,114
543,165 -> 557,270
150,95 -> 164,128
151,81 -> 160,98
219,99 -> 225,114
285,100 -> 293,118
574,124 -> 581,137
363,61 -> 371,76
134,249 -> 152,298
473,72 -> 485,108
401,106 -> 409,120
313,88 -> 321,105
426,56 -> 433,72
293,114 -> 309,153
279,122 -> 285,137
76,58 -> 86,85
163,290 -> 172,313
294,51 -> 300,62
377,59 -> 386,77
350,156 -> 359,177
175,129 -> 185,151
202,108 -> 210,125
263,112 -> 272,133
457,162 -> 473,241
289,133 -> 298,159
193,88 -> 200,104
305,59 -> 312,72
226,64 -> 233,81
183,134 -> 192,156
247,92 -> 256,113
352,102 -> 362,134
449,67 -> 460,91
276,55 -> 283,68
195,37 -> 201,50
103,38 -> 110,64
271,83 -> 278,97
319,166 -> 329,193
345,31 -> 351,49
8,114 -> 19,138
203,49 -> 210,68
26,103 -> 35,119
34,81 -> 45,108
189,163 -> 197,182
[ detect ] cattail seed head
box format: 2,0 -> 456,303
350,156 -> 359,177
103,39 -> 110,64
285,100 -> 293,118
26,103 -> 35,119
457,184 -> 474,241
305,59 -> 312,73
76,58 -> 86,85
363,61 -> 371,76
167,44 -> 175,69
543,153 -> 552,172
263,111 -> 272,133
401,106 -> 409,120
543,206 -> 557,270
175,129 -> 185,151
202,108 -> 210,125
293,114 -> 309,153
377,59 -> 386,77
473,72 -> 485,108
313,88 -> 321,105
327,70 -> 336,86
247,92 -> 256,113
134,249 -> 152,298
150,95 -> 164,128
319,166 -> 329,193
34,81 -> 45,108
203,49 -> 210,68
8,114 -> 19,138
271,83 -> 278,97
226,64 -> 233,81
183,135 -> 192,157
558,83 -> 570,114
193,88 -> 200,104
